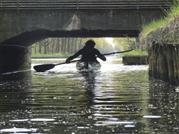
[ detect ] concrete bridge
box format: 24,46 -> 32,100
0,0 -> 174,73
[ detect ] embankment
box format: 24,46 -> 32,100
141,18 -> 179,85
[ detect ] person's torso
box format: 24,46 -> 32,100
80,48 -> 98,62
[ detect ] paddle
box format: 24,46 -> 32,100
103,49 -> 134,56
33,49 -> 134,72
33,59 -> 80,72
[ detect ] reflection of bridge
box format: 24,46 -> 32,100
0,0 -> 174,73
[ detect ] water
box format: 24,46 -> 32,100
0,58 -> 179,134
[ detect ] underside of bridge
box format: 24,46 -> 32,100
0,0 -> 174,73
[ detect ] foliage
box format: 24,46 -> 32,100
31,52 -> 70,58
32,37 -> 137,57
141,1 -> 179,38
113,38 -> 136,50
141,18 -> 169,39
122,49 -> 148,56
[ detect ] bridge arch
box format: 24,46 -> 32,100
1,29 -> 139,47
0,28 -> 137,73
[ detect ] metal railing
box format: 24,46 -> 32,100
0,0 -> 174,10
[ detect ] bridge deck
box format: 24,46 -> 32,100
0,0 -> 174,10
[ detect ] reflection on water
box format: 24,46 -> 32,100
146,80 -> 179,133
0,58 -> 179,133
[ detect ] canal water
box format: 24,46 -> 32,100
0,58 -> 179,134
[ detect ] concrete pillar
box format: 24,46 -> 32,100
0,45 -> 31,74
135,37 -> 140,49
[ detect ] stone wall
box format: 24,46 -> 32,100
122,55 -> 148,65
0,45 -> 31,73
148,43 -> 179,84
142,19 -> 179,85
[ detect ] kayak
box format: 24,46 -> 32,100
76,61 -> 101,71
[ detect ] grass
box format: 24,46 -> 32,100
122,49 -> 148,56
31,53 -> 70,58
141,1 -> 179,38
32,50 -> 148,58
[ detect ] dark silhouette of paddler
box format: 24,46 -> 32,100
65,40 -> 106,70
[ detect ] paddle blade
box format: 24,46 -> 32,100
33,64 -> 56,72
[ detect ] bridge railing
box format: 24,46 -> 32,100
0,0 -> 174,10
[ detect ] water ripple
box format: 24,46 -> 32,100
0,61 -> 178,133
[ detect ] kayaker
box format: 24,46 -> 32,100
65,40 -> 106,63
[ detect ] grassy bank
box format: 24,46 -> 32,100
31,53 -> 70,58
141,1 -> 179,39
122,49 -> 148,56
32,49 -> 148,58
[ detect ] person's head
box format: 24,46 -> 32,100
85,40 -> 96,48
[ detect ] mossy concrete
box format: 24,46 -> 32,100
0,45 -> 31,73
141,18 -> 179,85
122,55 -> 148,65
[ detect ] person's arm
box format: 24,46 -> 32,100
95,49 -> 106,61
65,50 -> 82,63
